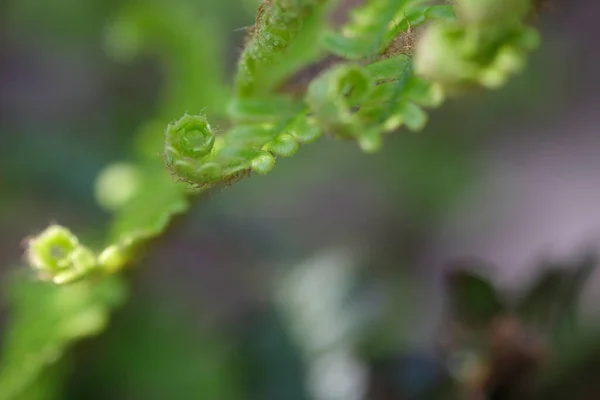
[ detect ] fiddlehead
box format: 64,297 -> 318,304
23,0 -> 542,281
13,2 -> 547,398
25,224 -> 140,284
414,0 -> 539,91
163,114 -> 220,184
26,225 -> 98,285
22,0 -> 229,284
163,110 -> 322,187
163,0 -> 540,188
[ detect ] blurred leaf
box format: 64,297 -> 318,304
104,0 -> 233,117
13,362 -> 67,400
108,168 -> 188,244
445,265 -> 506,326
0,272 -> 127,400
66,294 -> 242,400
516,269 -> 565,328
516,253 -> 596,343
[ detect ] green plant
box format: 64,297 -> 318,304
1,0 -> 541,398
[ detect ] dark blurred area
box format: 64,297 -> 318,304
1,0 -> 600,399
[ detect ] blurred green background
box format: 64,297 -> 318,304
1,0 -> 600,399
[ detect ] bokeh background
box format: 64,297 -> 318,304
1,0 -> 600,398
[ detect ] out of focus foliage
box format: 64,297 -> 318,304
3,0 -> 600,399
0,274 -> 126,400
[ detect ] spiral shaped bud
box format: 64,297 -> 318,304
164,113 -> 219,184
26,225 -> 98,284
165,113 -> 215,159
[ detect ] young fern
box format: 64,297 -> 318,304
8,0 -> 543,397
22,0 -> 541,286
0,3 -> 231,395
162,1 -> 437,186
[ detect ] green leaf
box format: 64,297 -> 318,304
104,1 -> 231,118
390,101 -> 428,132
109,168 -> 188,244
306,63 -> 373,138
0,272 -> 127,400
403,77 -> 445,107
228,96 -> 301,124
68,295 -> 243,399
366,55 -> 411,82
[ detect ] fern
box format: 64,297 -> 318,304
8,0 -> 542,396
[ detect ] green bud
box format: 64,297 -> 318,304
165,114 -> 215,159
196,162 -> 223,182
27,225 -> 80,274
268,134 -> 299,157
26,225 -> 98,284
251,152 -> 276,174
173,159 -> 200,182
290,117 -> 322,143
